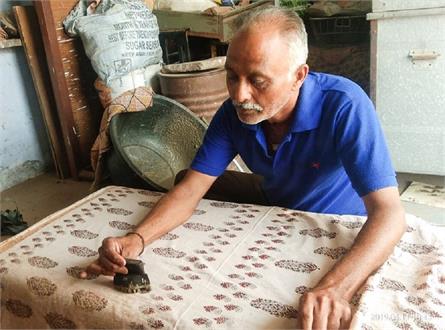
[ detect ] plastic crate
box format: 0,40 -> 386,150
308,15 -> 369,45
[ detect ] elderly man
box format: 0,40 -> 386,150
83,6 -> 405,330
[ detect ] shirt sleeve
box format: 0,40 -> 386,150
190,101 -> 238,177
334,89 -> 398,197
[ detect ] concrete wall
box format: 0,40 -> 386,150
0,1 -> 51,191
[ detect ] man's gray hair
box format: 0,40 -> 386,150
235,6 -> 308,70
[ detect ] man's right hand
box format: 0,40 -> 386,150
80,235 -> 143,278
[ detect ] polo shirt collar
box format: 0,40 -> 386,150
240,72 -> 323,133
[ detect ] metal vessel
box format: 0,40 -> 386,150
158,68 -> 229,123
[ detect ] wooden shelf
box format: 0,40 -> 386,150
154,0 -> 273,42
0,38 -> 22,49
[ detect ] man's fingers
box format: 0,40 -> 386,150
99,252 -> 128,274
312,297 -> 329,330
299,289 -> 352,330
80,261 -> 104,278
79,260 -> 120,278
100,241 -> 126,266
301,306 -> 314,330
77,236 -> 133,279
339,306 -> 352,329
98,245 -> 127,273
79,270 -> 90,279
300,294 -> 314,330
102,269 -> 117,277
326,302 -> 343,330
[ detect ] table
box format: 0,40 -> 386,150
1,186 -> 444,329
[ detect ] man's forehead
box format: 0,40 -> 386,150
227,29 -> 288,68
225,49 -> 266,73
232,24 -> 282,43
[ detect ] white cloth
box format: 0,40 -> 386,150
1,186 -> 444,329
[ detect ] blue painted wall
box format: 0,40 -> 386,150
0,1 -> 51,190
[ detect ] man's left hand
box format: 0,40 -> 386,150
298,287 -> 351,330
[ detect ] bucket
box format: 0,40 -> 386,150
158,68 -> 229,123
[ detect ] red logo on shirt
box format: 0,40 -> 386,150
311,162 -> 320,169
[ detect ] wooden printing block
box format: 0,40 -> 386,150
113,258 -> 151,293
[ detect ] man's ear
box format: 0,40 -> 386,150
291,64 -> 309,91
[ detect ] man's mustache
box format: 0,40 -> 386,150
232,101 -> 264,112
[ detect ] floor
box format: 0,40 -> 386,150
1,170 -> 444,242
0,172 -> 91,241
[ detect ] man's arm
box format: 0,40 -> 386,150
299,186 -> 406,329
81,169 -> 217,277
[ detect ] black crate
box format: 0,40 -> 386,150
308,15 -> 369,45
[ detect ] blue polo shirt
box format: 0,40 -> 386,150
191,72 -> 397,215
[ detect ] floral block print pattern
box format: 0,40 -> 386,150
0,186 -> 444,329
400,181 -> 445,209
